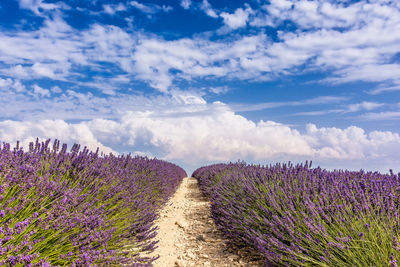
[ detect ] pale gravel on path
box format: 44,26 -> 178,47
148,177 -> 264,267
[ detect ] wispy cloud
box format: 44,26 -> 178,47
347,102 -> 384,112
18,0 -> 69,15
130,0 -> 400,91
209,86 -> 229,94
369,84 -> 400,95
180,0 -> 191,10
359,111 -> 400,120
230,96 -> 348,112
0,15 -> 138,93
295,110 -> 342,116
294,101 -> 384,116
129,1 -> 173,14
102,3 -> 127,15
1,0 -> 400,95
200,0 -> 218,18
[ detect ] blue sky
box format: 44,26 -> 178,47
1,0 -> 400,174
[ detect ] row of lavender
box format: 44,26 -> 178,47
193,162 -> 400,266
0,139 -> 186,266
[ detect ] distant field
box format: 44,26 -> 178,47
0,139 -> 186,266
193,162 -> 400,266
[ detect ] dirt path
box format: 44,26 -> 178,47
148,177 -> 263,267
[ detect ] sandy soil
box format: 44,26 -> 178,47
148,177 -> 264,267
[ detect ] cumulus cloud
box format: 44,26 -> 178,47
50,86 -> 62,93
0,15 -> 139,93
130,33 -> 280,91
31,84 -> 50,98
304,124 -> 400,169
1,0 -> 398,175
0,119 -> 116,155
248,0 -> 400,86
220,6 -> 252,29
0,77 -> 26,92
128,0 -> 400,91
1,96 -> 399,172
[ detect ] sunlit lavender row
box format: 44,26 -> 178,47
193,162 -> 400,266
0,139 -> 186,266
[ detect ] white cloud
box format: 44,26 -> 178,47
294,110 -> 340,116
328,64 -> 400,84
220,6 -> 252,29
1,0 -> 399,94
1,95 -> 399,172
0,77 -> 13,89
12,80 -> 26,92
181,0 -> 191,10
18,0 -> 65,15
369,84 -> 400,94
103,3 -> 127,15
129,1 -> 172,14
129,1 -> 149,12
0,85 -> 207,121
32,84 -> 50,98
359,111 -> 400,120
258,0 -> 365,30
0,119 -> 116,155
0,16 -> 138,91
293,101 -> 384,116
51,85 -> 62,93
0,17 -> 83,80
200,0 -> 218,18
209,86 -> 229,94
32,63 -> 56,79
246,1 -> 400,86
0,77 -> 26,92
5,65 -> 30,79
347,102 -> 383,112
131,33 -> 279,91
305,124 -> 400,167
231,96 -> 347,112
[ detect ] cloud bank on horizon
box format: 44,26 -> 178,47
1,0 -> 400,172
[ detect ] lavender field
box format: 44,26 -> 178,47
0,139 -> 186,266
193,162 -> 400,266
2,138 -> 400,266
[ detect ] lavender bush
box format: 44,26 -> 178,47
193,162 -> 400,266
0,139 -> 186,266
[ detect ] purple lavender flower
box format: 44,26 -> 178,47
391,254 -> 398,267
193,161 -> 400,266
394,237 -> 400,251
0,139 -> 186,266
